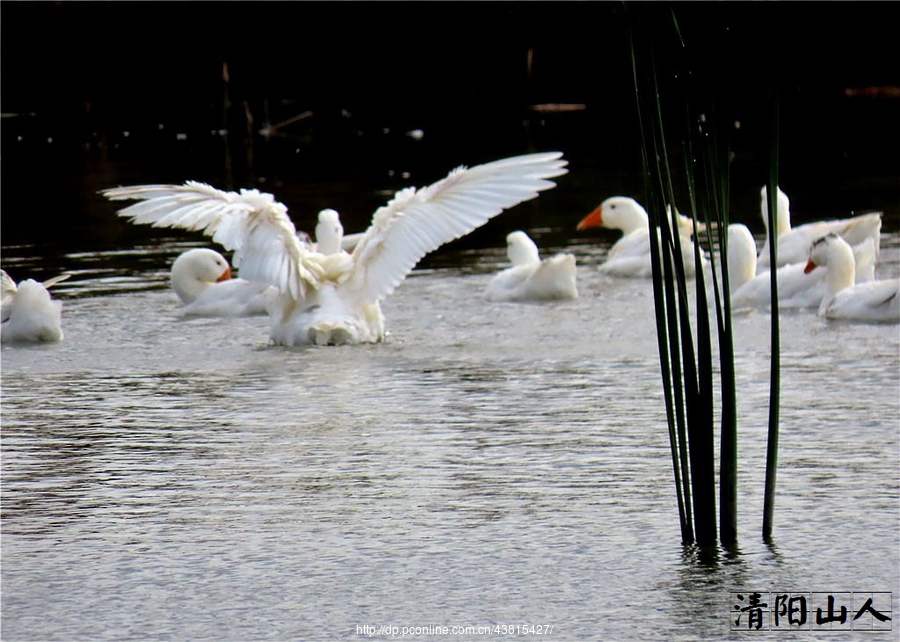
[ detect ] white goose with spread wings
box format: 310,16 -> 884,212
103,152 -> 567,345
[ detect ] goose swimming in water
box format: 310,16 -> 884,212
1,269 -> 69,343
727,223 -> 876,310
576,196 -> 705,278
804,233 -> 899,323
757,185 -> 882,271
171,248 -> 274,317
485,230 -> 578,302
103,152 -> 568,345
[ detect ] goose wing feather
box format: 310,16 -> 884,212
347,152 -> 567,303
103,181 -> 320,300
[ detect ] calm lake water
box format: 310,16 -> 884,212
2,189 -> 899,641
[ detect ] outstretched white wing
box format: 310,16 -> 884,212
102,181 -> 320,300
348,152 -> 568,303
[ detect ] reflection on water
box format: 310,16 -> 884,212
2,231 -> 898,639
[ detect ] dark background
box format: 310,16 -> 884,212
2,1 -> 899,259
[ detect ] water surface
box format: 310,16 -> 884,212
2,230 -> 898,641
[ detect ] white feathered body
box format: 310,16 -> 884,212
485,230 -> 577,302
758,186 -> 883,270
819,279 -> 900,322
104,152 -> 568,345
728,223 -> 878,310
731,263 -> 828,310
806,233 -> 899,323
578,197 -> 704,278
1,278 -> 64,343
171,248 -> 273,317
270,282 -> 385,346
182,278 -> 274,317
758,214 -> 883,271
729,223 -> 826,310
486,253 -> 577,302
600,229 -> 700,278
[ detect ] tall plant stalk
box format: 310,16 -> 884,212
633,45 -> 693,543
629,6 -> 720,548
685,125 -> 739,550
627,3 -> 780,551
762,99 -> 782,542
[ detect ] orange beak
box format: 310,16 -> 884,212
577,206 -> 603,231
217,266 -> 232,282
803,260 -> 818,274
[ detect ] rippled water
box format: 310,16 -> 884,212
2,230 -> 898,641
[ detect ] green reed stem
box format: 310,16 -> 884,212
762,98 -> 782,542
628,2 -> 784,550
630,25 -> 693,543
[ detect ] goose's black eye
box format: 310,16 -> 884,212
609,204 -> 616,210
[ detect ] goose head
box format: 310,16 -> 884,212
315,209 -> 344,256
760,186 -> 792,236
577,197 -> 649,235
506,231 -> 541,266
805,233 -> 840,272
171,248 -> 232,304
805,233 -> 856,290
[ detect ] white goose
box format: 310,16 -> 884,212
727,223 -> 876,310
1,269 -> 69,343
172,248 -> 274,317
576,196 -> 704,277
103,152 -> 568,345
485,230 -> 578,302
804,233 -> 899,323
757,186 -> 882,271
